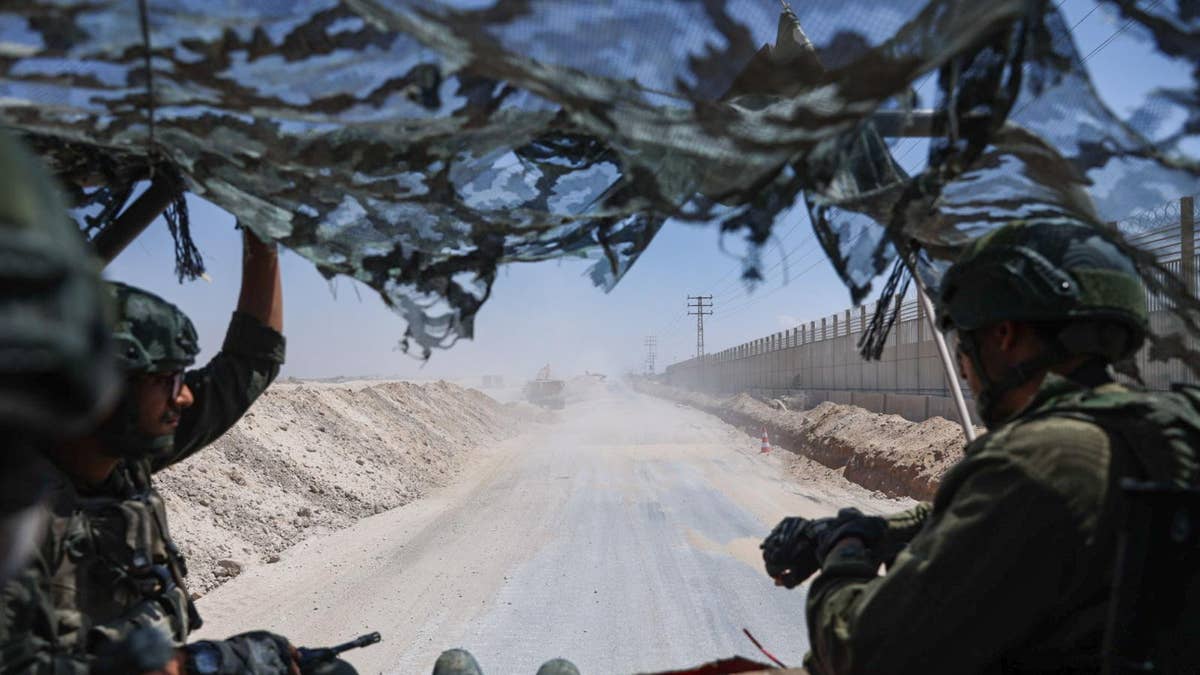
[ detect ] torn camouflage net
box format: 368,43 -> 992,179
0,0 -> 1197,371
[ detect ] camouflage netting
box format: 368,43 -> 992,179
0,0 -> 1197,367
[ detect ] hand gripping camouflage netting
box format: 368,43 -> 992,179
1,0 -> 1197,368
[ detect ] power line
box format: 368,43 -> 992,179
706,214 -> 809,300
717,229 -> 871,324
891,0 -> 1101,173
1079,0 -> 1162,64
717,245 -> 834,322
712,229 -> 822,309
715,231 -> 825,310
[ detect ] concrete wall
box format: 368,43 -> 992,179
665,295 -> 980,423
665,201 -> 1199,424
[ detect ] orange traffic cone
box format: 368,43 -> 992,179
760,427 -> 772,454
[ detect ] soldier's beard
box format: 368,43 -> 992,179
96,394 -> 174,461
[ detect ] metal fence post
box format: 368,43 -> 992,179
1182,195 -> 1195,295
811,320 -> 817,387
915,292 -> 923,393
894,294 -> 902,393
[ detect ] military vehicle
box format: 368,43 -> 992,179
523,364 -> 566,410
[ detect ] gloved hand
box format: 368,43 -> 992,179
185,631 -> 299,675
761,508 -> 888,587
761,516 -> 833,588
814,507 -> 888,562
92,626 -> 176,675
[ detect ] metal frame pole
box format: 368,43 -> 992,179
93,176 -> 178,263
906,253 -> 977,442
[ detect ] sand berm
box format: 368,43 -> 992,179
635,379 -> 978,501
156,380 -> 537,596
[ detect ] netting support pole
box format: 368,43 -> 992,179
1182,196 -> 1195,295
905,252 -> 977,442
93,176 -> 177,264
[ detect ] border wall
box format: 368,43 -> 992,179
664,196 -> 1198,424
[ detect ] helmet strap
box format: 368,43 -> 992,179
960,330 -> 1068,428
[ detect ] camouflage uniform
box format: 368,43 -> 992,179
0,291 -> 285,672
806,375 -> 1200,674
796,220 -> 1200,674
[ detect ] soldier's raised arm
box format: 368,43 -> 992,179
156,228 -> 285,470
236,227 -> 283,333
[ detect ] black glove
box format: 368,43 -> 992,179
815,507 -> 888,561
761,516 -> 833,588
761,508 -> 888,588
92,626 -> 176,675
186,631 -> 295,675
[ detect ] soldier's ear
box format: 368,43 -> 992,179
994,320 -> 1019,355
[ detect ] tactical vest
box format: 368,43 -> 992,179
1016,383 -> 1200,673
46,457 -> 200,652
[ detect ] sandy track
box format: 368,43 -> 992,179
194,390 -> 909,674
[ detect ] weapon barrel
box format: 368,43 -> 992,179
332,632 -> 381,654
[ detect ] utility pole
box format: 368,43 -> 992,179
687,295 -> 713,359
643,335 -> 657,375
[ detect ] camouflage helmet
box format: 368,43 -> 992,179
0,131 -> 119,436
936,217 -> 1149,361
106,282 -> 200,374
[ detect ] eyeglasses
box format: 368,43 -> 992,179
148,371 -> 185,399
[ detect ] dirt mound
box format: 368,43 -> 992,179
156,380 -> 522,595
634,379 -> 972,500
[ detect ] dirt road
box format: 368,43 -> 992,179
195,389 -> 910,673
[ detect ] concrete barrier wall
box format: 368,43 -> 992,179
664,198 -> 1198,424
667,299 -> 1192,423
667,305 -> 1190,425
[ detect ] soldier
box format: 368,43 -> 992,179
761,217 -> 1200,673
0,224 -> 353,674
0,131 -> 119,581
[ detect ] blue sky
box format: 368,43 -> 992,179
104,0 -> 1194,381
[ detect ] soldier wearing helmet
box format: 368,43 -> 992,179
0,223 -> 357,674
0,131 -> 119,582
760,217 -> 1200,673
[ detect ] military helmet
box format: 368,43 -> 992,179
0,131 -> 119,436
936,217 -> 1149,361
106,282 -> 200,374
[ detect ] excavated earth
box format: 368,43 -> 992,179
156,380 -> 531,596
635,380 -> 977,500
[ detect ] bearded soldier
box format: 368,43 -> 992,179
0,225 -> 355,674
761,218 -> 1200,673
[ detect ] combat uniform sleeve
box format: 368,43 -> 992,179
153,311 -> 285,472
804,419 -> 1109,675
877,502 -> 932,565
